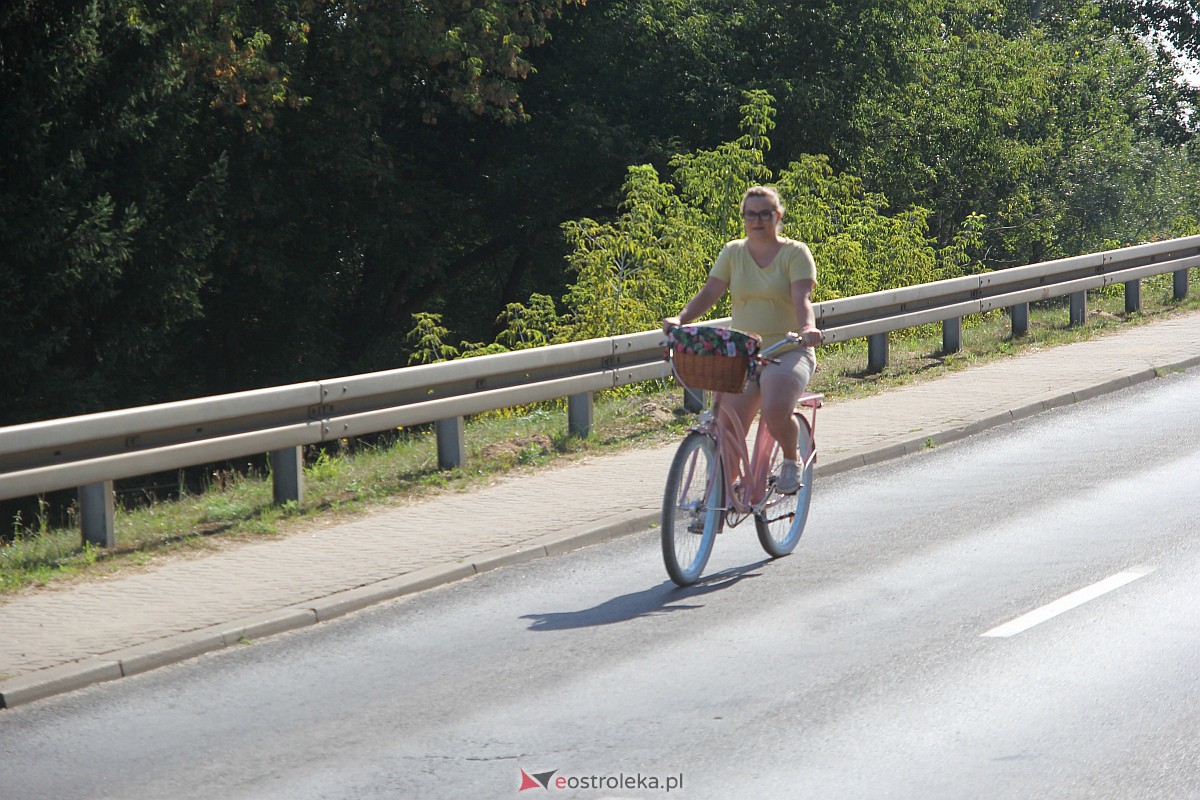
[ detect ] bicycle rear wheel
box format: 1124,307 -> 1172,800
661,432 -> 723,586
755,413 -> 814,557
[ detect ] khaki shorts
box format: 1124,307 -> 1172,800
746,346 -> 816,394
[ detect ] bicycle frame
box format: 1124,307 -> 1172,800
692,390 -> 820,526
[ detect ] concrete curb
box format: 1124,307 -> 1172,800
3,353 -> 1198,710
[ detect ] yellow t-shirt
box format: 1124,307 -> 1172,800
709,238 -> 817,348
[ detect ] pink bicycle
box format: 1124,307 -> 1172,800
662,325 -> 822,586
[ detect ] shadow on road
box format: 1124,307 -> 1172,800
521,559 -> 770,631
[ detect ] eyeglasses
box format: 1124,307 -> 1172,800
742,209 -> 777,222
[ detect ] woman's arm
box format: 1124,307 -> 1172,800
662,277 -> 728,332
791,279 -> 822,346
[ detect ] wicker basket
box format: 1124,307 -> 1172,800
667,326 -> 761,393
671,350 -> 750,393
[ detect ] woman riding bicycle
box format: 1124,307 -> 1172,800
662,185 -> 821,494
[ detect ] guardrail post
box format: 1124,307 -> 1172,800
1174,269 -> 1189,300
1124,280 -> 1141,313
270,446 -> 303,506
436,417 -> 466,469
942,317 -> 962,354
1011,303 -> 1029,337
867,333 -> 889,373
79,481 -> 115,548
1069,291 -> 1087,326
568,392 -> 593,437
683,388 -> 705,413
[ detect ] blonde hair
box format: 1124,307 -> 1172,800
741,185 -> 784,212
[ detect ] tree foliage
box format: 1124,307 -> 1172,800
1106,0 -> 1200,59
0,1 -> 233,416
841,0 -> 1200,267
0,0 -> 579,423
559,92 -> 986,339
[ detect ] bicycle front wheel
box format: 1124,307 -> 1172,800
755,413 -> 814,558
661,432 -> 723,586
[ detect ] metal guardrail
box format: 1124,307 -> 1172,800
3,234 -> 1199,544
815,236 -> 1200,342
0,337 -> 664,499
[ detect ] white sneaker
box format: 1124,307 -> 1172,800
775,460 -> 801,494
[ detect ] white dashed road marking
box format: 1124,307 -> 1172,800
982,568 -> 1154,638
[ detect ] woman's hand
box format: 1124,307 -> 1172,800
798,328 -> 823,347
662,316 -> 681,334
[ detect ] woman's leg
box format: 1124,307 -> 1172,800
718,387 -> 761,445
759,373 -> 802,461
758,349 -> 815,462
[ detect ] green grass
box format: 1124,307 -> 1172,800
2,274 -> 1198,595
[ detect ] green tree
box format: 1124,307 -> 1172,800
560,92 -> 984,340
842,0 -> 1199,267
405,0 -> 955,346
0,0 -> 581,423
494,294 -> 562,349
561,166 -> 693,339
404,312 -> 460,365
0,1 -> 242,422
175,0 -> 583,389
1105,0 -> 1200,60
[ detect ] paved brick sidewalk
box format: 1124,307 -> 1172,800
3,312 -> 1200,708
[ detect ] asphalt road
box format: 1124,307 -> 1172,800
3,369 -> 1200,800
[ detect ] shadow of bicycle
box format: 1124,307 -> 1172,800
520,559 -> 770,631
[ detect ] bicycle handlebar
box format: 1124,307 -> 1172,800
758,331 -> 802,358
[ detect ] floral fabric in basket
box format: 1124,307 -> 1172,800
667,326 -> 762,372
